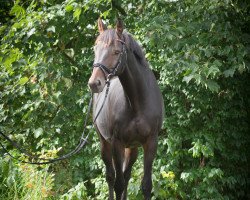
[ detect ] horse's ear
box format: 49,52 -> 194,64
116,18 -> 124,37
97,18 -> 107,33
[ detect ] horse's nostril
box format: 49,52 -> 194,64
97,80 -> 101,86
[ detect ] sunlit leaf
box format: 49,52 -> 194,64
73,7 -> 81,21
65,4 -> 74,12
34,128 -> 43,138
19,77 -> 29,85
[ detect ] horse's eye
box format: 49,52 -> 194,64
114,50 -> 120,55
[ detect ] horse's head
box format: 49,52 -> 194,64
88,18 -> 127,93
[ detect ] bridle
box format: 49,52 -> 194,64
92,38 -> 127,83
90,37 -> 128,137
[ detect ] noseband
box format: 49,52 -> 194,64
92,39 -> 127,82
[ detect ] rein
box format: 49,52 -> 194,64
0,86 -> 110,164
0,79 -> 113,165
0,38 -> 127,165
0,96 -> 92,164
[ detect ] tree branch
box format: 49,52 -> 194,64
111,0 -> 127,16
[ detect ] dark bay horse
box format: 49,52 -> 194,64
88,18 -> 164,200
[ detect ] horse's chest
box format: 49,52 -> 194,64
116,116 -> 151,146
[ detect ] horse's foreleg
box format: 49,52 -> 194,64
122,147 -> 138,200
142,137 -> 158,200
112,139 -> 125,200
100,138 -> 115,200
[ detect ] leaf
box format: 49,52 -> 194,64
34,128 -> 43,138
19,77 -> 29,85
238,63 -> 245,74
145,53 -> 152,59
101,10 -> 110,18
47,26 -> 56,33
193,74 -> 202,85
63,77 -> 73,89
166,33 -> 173,40
207,65 -> 220,77
73,7 -> 82,21
183,74 -> 194,83
208,168 -> 223,178
223,68 -> 235,77
205,79 -> 220,92
64,48 -> 75,58
183,69 -> 192,76
27,28 -> 36,38
10,4 -> 25,18
65,4 -> 74,12
180,172 -> 191,183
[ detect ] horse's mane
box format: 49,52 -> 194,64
95,29 -> 149,68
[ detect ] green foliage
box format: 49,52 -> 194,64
60,182 -> 88,200
133,0 -> 250,199
0,154 -> 54,200
1,0 -> 249,199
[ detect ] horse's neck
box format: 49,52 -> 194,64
118,52 -> 149,113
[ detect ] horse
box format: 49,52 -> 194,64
88,18 -> 164,200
